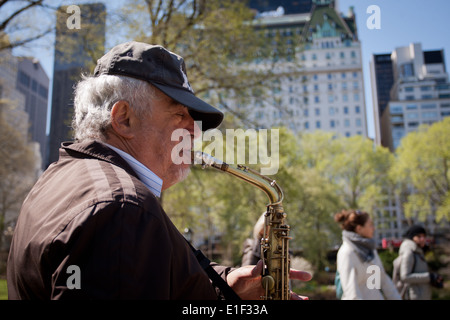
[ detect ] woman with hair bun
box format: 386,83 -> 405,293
334,209 -> 401,300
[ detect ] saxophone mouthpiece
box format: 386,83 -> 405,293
191,151 -> 228,171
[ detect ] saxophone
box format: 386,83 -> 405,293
193,151 -> 291,300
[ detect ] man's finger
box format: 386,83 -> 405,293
290,291 -> 310,300
289,269 -> 312,281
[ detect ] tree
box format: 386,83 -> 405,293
390,118 -> 450,222
0,107 -> 37,249
329,134 -> 394,211
117,0 -> 303,127
282,131 -> 343,269
0,0 -> 54,52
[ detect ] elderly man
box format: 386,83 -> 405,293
7,41 -> 310,300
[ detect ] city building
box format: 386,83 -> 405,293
371,43 -> 450,151
0,47 -> 28,143
245,0 -> 367,138
16,57 -> 49,169
369,53 -> 394,147
47,3 -> 106,166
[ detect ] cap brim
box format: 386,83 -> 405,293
151,83 -> 223,131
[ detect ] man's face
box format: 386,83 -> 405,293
132,91 -> 200,190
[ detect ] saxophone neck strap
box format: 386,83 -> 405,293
185,239 -> 241,301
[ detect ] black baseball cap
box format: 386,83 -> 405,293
93,41 -> 223,130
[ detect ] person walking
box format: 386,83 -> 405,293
396,225 -> 443,300
335,209 -> 401,300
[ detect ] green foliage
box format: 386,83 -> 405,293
164,128 -> 396,269
378,250 -> 398,276
390,118 -> 450,221
0,279 -> 7,300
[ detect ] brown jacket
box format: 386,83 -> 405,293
7,140 -> 231,299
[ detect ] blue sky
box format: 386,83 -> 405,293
338,0 -> 450,138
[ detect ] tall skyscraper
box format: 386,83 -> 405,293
16,57 -> 49,169
369,53 -> 394,147
47,3 -> 106,166
370,43 -> 450,151
246,0 -> 367,138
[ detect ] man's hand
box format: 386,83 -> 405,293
227,260 -> 312,300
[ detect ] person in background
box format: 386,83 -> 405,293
241,214 -> 265,266
334,209 -> 401,300
397,225 -> 443,300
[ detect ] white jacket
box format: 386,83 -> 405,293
337,238 -> 401,300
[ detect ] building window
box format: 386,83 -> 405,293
356,118 -> 362,127
344,119 -> 350,127
316,121 -> 321,128
423,111 -> 438,118
38,85 -> 48,99
390,105 -> 403,114
343,106 -> 349,114
315,108 -> 320,116
330,120 -> 336,128
18,70 -> 30,87
401,63 -> 414,77
421,104 -> 437,109
355,106 -> 360,114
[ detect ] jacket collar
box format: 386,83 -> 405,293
60,140 -> 139,179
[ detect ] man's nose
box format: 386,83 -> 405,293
186,112 -> 202,139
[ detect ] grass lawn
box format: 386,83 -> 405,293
0,279 -> 7,300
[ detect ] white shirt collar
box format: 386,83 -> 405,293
105,143 -> 163,198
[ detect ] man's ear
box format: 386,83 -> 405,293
110,100 -> 135,139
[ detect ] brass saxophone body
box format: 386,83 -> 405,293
193,151 -> 291,300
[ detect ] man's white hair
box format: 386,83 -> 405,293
72,74 -> 157,142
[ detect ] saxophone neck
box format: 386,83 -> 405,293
192,151 -> 284,206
